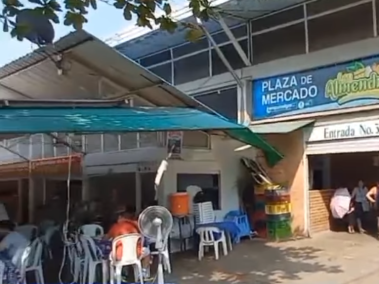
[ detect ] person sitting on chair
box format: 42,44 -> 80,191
106,211 -> 151,280
0,220 -> 29,267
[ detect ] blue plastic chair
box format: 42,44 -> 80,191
224,210 -> 252,243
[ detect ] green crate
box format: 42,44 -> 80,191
267,220 -> 292,240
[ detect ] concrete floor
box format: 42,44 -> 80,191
40,231 -> 379,284
165,232 -> 379,284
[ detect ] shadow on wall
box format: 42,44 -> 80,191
165,239 -> 343,284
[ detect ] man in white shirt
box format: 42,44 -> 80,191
0,221 -> 29,267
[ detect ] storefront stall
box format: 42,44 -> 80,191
251,52 -> 379,236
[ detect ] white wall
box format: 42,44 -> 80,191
83,135 -> 257,218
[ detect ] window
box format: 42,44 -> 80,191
172,38 -> 209,58
55,133 -> 68,156
194,87 -> 238,122
251,6 -> 304,33
120,133 -> 137,149
149,64 -> 172,83
308,4 -> 373,52
31,134 -> 43,159
140,50 -> 171,67
139,132 -> 159,147
103,134 -> 119,151
85,134 -> 102,153
252,23 -> 305,64
182,131 -> 209,148
177,173 -> 221,210
174,52 -> 210,84
211,39 -> 249,75
42,134 -> 54,158
307,0 -> 363,16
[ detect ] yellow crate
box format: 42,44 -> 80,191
265,203 -> 291,215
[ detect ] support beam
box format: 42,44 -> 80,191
197,18 -> 243,88
0,141 -> 30,161
135,171 -> 141,214
217,15 -> 251,67
28,176 -> 35,223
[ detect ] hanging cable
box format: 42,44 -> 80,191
58,151 -> 75,284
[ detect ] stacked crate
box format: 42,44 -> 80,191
252,184 -> 267,238
265,185 -> 292,241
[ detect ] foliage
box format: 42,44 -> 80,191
0,0 -> 218,42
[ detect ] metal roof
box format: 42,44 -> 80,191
113,0 -> 308,60
0,30 -> 210,109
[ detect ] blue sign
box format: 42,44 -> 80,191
252,55 -> 379,119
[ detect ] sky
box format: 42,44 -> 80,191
0,0 -> 186,67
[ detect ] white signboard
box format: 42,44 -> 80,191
308,119 -> 379,142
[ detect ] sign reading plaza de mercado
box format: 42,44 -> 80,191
308,119 -> 379,142
252,55 -> 379,119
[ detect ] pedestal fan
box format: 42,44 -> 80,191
138,206 -> 173,284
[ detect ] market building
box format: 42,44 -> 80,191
110,0 -> 379,236
1,0 -> 378,239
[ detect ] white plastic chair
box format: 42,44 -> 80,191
80,224 -> 104,238
0,260 -> 4,284
109,234 -> 144,284
19,238 -> 44,284
196,227 -> 228,261
193,202 -> 215,224
41,225 -> 59,259
79,235 -> 108,284
68,234 -> 86,284
15,225 -> 38,241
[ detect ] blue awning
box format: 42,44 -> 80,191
0,106 -> 242,133
0,106 -> 283,165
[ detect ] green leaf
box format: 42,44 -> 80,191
47,0 -> 62,12
28,0 -> 44,5
123,7 -> 132,20
2,18 -> 8,32
185,27 -> 203,42
113,0 -> 125,9
89,0 -> 97,9
163,3 -> 171,15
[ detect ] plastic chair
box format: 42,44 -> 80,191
15,225 -> 38,241
79,224 -> 104,238
19,238 -> 44,284
41,225 -> 59,259
193,202 -> 215,224
196,227 -> 227,261
109,234 -> 144,284
68,234 -> 86,284
0,260 -> 4,284
224,210 -> 252,243
79,235 -> 108,284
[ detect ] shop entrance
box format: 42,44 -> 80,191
308,152 -> 379,234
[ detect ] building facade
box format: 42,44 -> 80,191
113,0 -> 379,236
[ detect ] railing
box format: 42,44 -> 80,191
0,132 -> 163,164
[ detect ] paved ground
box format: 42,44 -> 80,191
165,232 -> 379,284
40,231 -> 379,284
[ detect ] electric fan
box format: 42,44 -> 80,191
138,206 -> 173,284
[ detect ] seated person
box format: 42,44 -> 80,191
0,220 -> 29,267
106,211 -> 151,280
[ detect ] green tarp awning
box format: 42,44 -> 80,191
0,106 -> 283,166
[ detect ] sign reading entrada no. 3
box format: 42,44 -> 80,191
308,120 -> 379,142
253,55 -> 379,119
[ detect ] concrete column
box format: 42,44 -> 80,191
82,177 -> 90,201
28,177 -> 35,223
17,179 -> 23,223
42,179 -> 46,205
135,172 -> 141,213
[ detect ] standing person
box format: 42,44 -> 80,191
366,182 -> 379,237
351,180 -> 369,233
